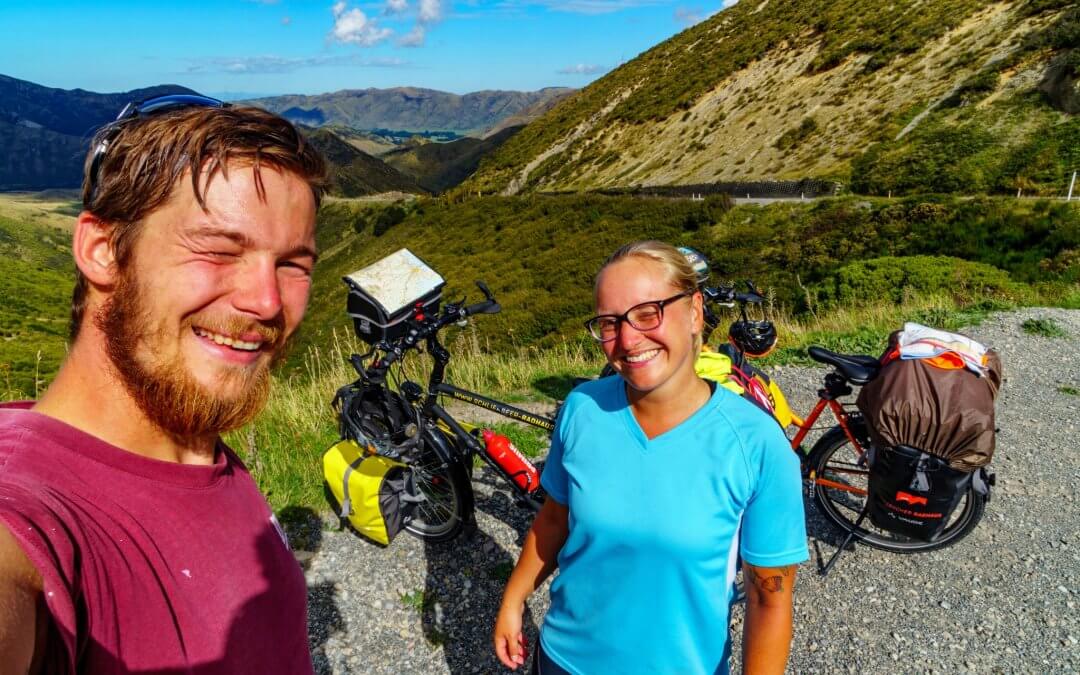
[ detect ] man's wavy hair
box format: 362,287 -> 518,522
72,104 -> 327,339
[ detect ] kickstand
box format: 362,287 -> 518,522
820,506 -> 870,577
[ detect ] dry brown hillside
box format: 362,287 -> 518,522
464,0 -> 1077,195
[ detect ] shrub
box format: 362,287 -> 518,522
813,255 -> 1024,307
774,117 -> 819,151
373,204 -> 407,236
1021,317 -> 1068,338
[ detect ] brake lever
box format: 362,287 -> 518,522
476,280 -> 495,302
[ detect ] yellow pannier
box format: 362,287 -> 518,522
323,439 -> 418,546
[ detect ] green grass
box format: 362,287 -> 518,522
400,589 -> 436,613
1059,385 -> 1080,396
1021,317 -> 1069,338
0,210 -> 74,399
486,422 -> 547,459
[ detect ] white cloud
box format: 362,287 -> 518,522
398,25 -> 427,46
186,54 -> 408,75
417,0 -> 443,22
330,2 -> 394,47
557,63 -> 605,75
722,0 -> 739,6
385,0 -> 408,14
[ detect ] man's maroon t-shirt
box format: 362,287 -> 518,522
0,403 -> 314,674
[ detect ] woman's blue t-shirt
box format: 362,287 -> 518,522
539,375 -> 808,674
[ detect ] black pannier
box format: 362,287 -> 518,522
344,248 -> 445,345
857,324 -> 1002,541
867,444 -> 974,541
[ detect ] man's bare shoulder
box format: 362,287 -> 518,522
0,520 -> 41,590
0,520 -> 44,674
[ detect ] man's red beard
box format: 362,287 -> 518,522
95,268 -> 288,440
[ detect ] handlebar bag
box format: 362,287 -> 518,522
323,439 -> 422,546
343,248 -> 445,345
867,443 -> 973,541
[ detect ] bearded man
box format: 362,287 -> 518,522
0,96 -> 327,673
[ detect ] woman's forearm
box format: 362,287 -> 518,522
742,599 -> 794,674
500,499 -> 568,610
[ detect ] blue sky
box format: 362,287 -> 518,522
1,0 -> 737,97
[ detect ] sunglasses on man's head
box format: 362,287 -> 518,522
86,93 -> 230,204
584,289 -> 695,342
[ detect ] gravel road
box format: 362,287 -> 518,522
288,307 -> 1080,673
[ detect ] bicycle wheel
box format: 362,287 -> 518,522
344,391 -> 472,543
808,423 -> 985,553
402,429 -> 472,543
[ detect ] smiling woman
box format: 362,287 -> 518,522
494,240 -> 808,675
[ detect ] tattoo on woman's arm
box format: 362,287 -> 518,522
750,565 -> 794,594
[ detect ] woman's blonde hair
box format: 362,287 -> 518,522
597,240 -> 704,352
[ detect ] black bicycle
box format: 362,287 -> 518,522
333,281 -> 553,543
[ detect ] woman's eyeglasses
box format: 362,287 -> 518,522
584,289 -> 694,342
86,93 -> 229,203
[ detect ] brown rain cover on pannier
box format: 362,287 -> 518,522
856,332 -> 1002,472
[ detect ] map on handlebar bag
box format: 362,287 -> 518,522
345,248 -> 445,316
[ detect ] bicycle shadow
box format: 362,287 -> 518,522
421,505 -> 540,674
800,494 -> 862,573
531,375 -> 577,401
278,506 -> 345,673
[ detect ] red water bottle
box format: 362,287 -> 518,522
480,429 -> 540,493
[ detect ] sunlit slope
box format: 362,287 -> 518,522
464,0 -> 1078,196
0,194 -> 75,398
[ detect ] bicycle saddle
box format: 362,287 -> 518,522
807,347 -> 881,385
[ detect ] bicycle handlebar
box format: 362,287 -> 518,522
703,281 -> 764,307
361,280 -> 502,376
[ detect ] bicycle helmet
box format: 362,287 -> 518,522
678,246 -> 710,287
728,319 -> 778,358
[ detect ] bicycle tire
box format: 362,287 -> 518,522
402,430 -> 472,543
808,423 -> 985,553
344,391 -> 473,543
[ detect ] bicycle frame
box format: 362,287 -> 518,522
794,393 -> 868,496
407,324 -> 551,510
433,384 -> 556,432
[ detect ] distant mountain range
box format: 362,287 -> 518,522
243,87 -> 574,137
0,75 -> 196,191
0,75 -> 573,193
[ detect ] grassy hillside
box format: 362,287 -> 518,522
463,0 -> 1078,195
0,194 -> 75,398
290,194 -> 1079,373
381,126 -> 523,193
305,129 -> 426,196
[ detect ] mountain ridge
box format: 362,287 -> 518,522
245,86 -> 574,136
